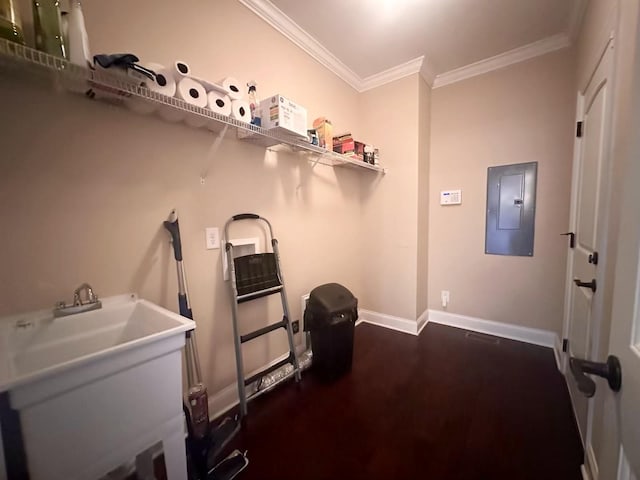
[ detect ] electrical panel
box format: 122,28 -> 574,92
485,162 -> 538,256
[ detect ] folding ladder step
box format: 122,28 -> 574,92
243,354 -> 295,387
225,214 -> 302,418
237,285 -> 283,304
240,318 -> 287,343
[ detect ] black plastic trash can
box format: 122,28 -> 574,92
304,283 -> 358,379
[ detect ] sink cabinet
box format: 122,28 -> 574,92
0,295 -> 194,480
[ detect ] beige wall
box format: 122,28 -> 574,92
576,0 -> 618,92
358,75 -> 421,320
0,0 -> 369,394
416,77 -> 431,316
428,49 -> 576,333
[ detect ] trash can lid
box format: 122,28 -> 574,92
308,283 -> 357,313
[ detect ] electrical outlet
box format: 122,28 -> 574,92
292,320 -> 300,334
441,290 -> 450,308
205,227 -> 220,250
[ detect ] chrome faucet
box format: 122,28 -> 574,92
73,282 -> 98,306
54,283 -> 102,317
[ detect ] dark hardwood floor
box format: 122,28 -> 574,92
223,322 -> 583,480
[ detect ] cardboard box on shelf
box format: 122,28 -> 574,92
313,117 -> 333,151
260,94 -> 308,138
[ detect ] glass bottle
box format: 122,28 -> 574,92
0,0 -> 25,44
32,0 -> 66,58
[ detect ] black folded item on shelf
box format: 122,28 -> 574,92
93,53 -> 155,80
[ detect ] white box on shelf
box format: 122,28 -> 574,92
260,94 -> 308,138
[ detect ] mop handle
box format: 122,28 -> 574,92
163,210 -> 193,320
163,210 -> 183,262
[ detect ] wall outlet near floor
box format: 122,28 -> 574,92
292,320 -> 300,334
205,227 -> 220,250
441,290 -> 450,308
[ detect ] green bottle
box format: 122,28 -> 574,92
33,0 -> 66,57
0,0 -> 25,44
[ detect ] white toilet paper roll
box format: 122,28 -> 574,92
125,97 -> 156,115
207,91 -> 232,116
176,77 -> 208,108
174,60 -> 191,79
146,62 -> 177,97
158,106 -> 185,123
125,63 -> 177,115
231,100 -> 251,123
220,77 -> 243,100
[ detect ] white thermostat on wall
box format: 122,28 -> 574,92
440,189 -> 462,205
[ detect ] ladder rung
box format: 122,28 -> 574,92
237,285 -> 283,304
244,355 -> 293,386
240,319 -> 287,343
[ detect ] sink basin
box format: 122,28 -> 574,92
0,294 -> 194,392
0,294 -> 194,480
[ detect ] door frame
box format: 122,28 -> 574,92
561,90 -> 584,375
560,35 -> 617,479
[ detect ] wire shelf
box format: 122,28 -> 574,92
0,38 -> 386,174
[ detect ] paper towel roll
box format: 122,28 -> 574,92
125,97 -> 156,115
176,77 -> 208,108
174,60 -> 191,79
207,91 -> 232,116
125,63 -> 177,115
158,106 -> 185,123
231,100 -> 251,123
220,77 -> 243,100
147,63 -> 177,97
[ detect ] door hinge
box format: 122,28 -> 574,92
576,121 -> 583,138
562,338 -> 569,353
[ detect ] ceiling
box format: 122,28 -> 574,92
243,0 -> 586,90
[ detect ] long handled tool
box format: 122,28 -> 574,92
164,210 -> 248,480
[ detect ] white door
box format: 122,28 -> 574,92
564,40 -> 615,446
607,2 -> 640,476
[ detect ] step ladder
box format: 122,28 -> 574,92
224,214 -> 301,417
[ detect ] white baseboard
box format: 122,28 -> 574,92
207,308 -> 561,420
207,345 -> 306,421
554,335 -> 564,372
358,309 -> 422,335
427,310 -> 559,350
587,443 -> 599,480
417,308 -> 429,335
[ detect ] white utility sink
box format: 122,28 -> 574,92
0,294 -> 195,480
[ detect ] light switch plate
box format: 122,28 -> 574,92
205,227 -> 220,250
440,189 -> 462,205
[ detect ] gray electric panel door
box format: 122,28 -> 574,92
485,162 -> 537,256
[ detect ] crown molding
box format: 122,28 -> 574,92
240,0 -> 573,93
359,55 -> 425,92
238,0 -> 362,91
419,57 -> 436,87
432,33 -> 571,89
568,0 -> 588,43
239,0 -> 432,92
